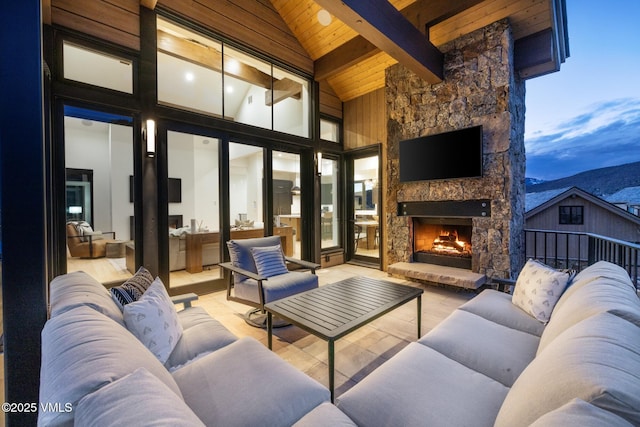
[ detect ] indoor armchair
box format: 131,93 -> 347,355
221,235 -> 320,327
66,221 -> 116,258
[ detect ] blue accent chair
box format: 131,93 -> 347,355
220,236 -> 320,327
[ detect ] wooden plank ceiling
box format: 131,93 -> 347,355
270,0 -> 568,102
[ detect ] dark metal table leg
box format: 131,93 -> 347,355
417,295 -> 422,339
328,339 -> 335,402
267,311 -> 273,350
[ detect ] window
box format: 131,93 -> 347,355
63,106 -> 134,283
559,206 -> 584,225
167,131 -> 222,287
157,16 -> 311,138
320,118 -> 340,143
229,142 -> 264,234
63,41 -> 133,93
320,157 -> 339,248
273,152 -> 302,258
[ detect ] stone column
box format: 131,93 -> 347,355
385,19 -> 526,279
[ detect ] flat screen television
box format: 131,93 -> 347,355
399,125 -> 483,182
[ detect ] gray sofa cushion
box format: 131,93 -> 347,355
172,337 -> 330,427
537,261 -> 640,354
49,270 -> 124,326
529,398 -> 635,427
457,289 -> 546,336
418,309 -> 539,386
293,402 -> 356,426
39,305 -> 183,426
495,312 -> 640,427
75,368 -> 204,427
165,306 -> 237,370
337,342 -> 509,427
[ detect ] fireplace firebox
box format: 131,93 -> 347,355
413,217 -> 473,269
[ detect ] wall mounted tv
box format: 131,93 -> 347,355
399,125 -> 483,182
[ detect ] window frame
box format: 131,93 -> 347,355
559,205 -> 584,225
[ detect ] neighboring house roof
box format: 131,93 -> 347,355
604,186 -> 640,205
525,187 -> 570,212
525,186 -> 640,226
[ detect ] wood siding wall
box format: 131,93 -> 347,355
526,195 -> 640,243
319,80 -> 342,119
343,88 -> 386,150
51,0 -> 141,50
50,0 -> 313,76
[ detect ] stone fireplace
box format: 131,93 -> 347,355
385,19 -> 526,282
413,218 -> 473,269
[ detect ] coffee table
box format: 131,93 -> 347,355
265,276 -> 423,401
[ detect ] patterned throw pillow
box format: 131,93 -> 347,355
123,278 -> 183,364
110,267 -> 155,311
250,245 -> 288,278
512,259 -> 574,323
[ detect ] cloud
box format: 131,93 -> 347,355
525,98 -> 640,180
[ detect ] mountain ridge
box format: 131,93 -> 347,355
526,161 -> 640,196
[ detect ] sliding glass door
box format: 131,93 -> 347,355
166,131 -> 222,288
63,106 -> 134,283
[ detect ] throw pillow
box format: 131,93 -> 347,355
123,277 -> 183,364
250,244 -> 288,278
110,266 -> 155,311
512,259 -> 574,323
75,221 -> 94,242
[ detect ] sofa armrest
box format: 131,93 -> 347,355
284,257 -> 321,274
490,277 -> 516,293
171,293 -> 199,309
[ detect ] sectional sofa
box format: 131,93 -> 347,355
39,260 -> 640,426
336,260 -> 640,426
38,270 -> 355,426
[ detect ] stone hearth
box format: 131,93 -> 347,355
385,19 -> 526,281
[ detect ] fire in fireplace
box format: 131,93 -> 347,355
413,218 -> 473,269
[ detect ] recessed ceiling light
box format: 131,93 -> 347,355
226,85 -> 234,94
317,9 -> 332,26
185,72 -> 194,82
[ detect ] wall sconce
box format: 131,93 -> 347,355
316,152 -> 322,175
143,119 -> 156,157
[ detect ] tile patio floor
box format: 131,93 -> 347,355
194,263 -> 475,399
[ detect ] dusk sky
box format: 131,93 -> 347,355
524,0 -> 640,181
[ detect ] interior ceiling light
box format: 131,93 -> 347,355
317,9 -> 332,26
185,71 -> 194,82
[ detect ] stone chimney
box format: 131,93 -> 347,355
385,19 -> 526,280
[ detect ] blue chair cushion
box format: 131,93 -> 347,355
250,245 -> 288,278
235,271 -> 319,305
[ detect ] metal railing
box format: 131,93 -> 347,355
525,229 -> 640,290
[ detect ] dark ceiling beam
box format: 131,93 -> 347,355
314,0 -> 443,83
314,0 -> 486,83
315,36 -> 379,82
